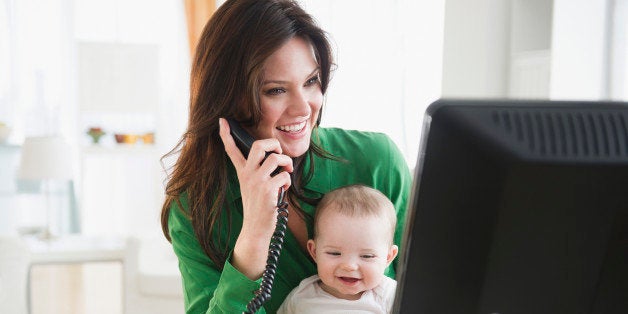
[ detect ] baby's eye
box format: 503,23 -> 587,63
265,87 -> 285,95
326,252 -> 341,256
361,254 -> 376,259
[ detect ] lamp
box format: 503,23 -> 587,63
17,136 -> 73,239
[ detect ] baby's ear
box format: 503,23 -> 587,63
386,245 -> 399,265
306,239 -> 317,262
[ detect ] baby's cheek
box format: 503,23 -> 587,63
364,265 -> 387,285
316,261 -> 335,277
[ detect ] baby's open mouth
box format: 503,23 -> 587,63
339,277 -> 360,283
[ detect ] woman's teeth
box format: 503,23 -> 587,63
277,121 -> 306,133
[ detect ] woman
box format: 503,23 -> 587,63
161,0 -> 412,313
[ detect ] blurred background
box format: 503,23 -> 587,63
0,0 -> 627,313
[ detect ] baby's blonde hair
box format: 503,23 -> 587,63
313,184 -> 397,244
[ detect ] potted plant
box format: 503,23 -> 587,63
87,127 -> 106,144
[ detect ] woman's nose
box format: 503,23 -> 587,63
288,90 -> 311,116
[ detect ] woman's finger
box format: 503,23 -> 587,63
270,170 -> 292,192
260,152 -> 294,177
246,138 -> 283,168
218,118 -> 246,170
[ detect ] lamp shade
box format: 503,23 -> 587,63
18,136 -> 73,180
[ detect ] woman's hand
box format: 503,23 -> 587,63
218,118 -> 293,279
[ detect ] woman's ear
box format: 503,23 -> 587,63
307,239 -> 317,262
386,245 -> 399,266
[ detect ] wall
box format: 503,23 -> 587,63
441,0 -> 511,98
550,0 -> 611,100
441,0 -> 614,102
510,0 -> 553,54
610,0 -> 628,100
509,0 -> 553,98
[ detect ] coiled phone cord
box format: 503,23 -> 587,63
244,186 -> 289,314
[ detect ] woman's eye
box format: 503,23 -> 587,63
265,87 -> 285,95
305,75 -> 319,86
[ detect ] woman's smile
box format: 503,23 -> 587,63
276,120 -> 307,133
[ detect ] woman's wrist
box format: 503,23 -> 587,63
232,234 -> 271,280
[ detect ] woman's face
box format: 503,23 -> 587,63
250,36 -> 323,158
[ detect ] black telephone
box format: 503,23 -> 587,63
226,118 -> 289,314
226,118 -> 256,158
227,118 -> 282,177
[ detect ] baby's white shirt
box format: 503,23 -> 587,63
276,274 -> 397,314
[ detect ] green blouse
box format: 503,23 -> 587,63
167,127 -> 412,314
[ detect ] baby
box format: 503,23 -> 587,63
278,184 -> 399,313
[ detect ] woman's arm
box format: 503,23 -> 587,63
218,118 -> 294,280
168,199 -> 267,314
167,119 -> 303,313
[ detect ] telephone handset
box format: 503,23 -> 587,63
227,118 -> 282,177
226,117 -> 255,158
226,118 -> 289,314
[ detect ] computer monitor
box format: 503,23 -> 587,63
393,99 -> 628,314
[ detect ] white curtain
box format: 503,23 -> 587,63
0,0 -> 75,142
0,0 -> 190,237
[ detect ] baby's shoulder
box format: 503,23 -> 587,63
372,276 -> 398,305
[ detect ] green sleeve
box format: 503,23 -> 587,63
383,135 -> 412,272
375,134 -> 412,276
168,198 -> 267,314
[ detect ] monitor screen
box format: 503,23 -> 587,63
393,99 -> 628,314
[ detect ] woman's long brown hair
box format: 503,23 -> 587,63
160,0 -> 335,269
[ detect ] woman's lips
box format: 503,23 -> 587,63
276,120 -> 308,139
276,120 -> 307,133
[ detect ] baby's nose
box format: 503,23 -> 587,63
340,258 -> 359,271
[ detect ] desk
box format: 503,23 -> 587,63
25,235 -> 126,314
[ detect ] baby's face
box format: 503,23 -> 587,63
307,211 -> 398,300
